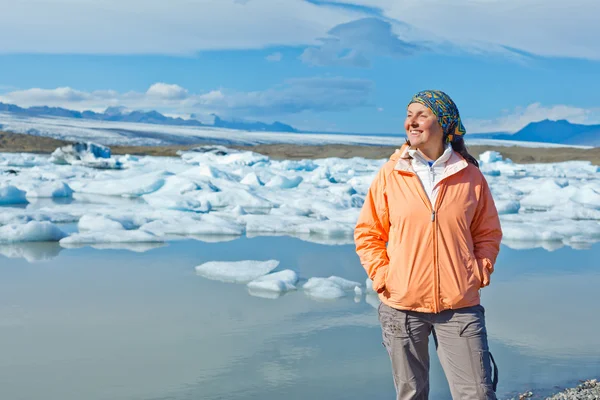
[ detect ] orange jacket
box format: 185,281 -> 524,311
354,145 -> 502,313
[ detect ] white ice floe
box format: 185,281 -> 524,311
302,276 -> 362,300
0,221 -> 67,243
78,215 -> 126,231
247,270 -> 298,293
23,182 -> 74,199
0,185 -> 28,205
194,260 -> 280,283
0,144 -> 599,250
50,142 -> 122,169
140,215 -> 244,237
69,171 -> 170,197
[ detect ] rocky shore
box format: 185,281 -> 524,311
507,379 -> 599,400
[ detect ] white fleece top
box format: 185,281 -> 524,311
408,145 -> 454,207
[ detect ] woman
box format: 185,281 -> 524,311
354,90 -> 502,400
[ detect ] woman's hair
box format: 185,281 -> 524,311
449,137 -> 479,168
405,137 -> 479,168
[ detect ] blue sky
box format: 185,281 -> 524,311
0,0 -> 599,134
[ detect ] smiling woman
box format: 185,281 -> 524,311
355,89 -> 502,399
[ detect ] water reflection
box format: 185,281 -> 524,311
0,242 -> 63,262
0,237 -> 597,400
60,241 -> 168,253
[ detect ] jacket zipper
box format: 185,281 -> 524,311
428,164 -> 441,313
431,207 -> 440,313
397,161 -> 458,313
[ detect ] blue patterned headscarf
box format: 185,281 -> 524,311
408,90 -> 466,143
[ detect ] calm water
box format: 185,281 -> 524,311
0,236 -> 598,400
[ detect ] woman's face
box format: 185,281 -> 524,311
404,102 -> 444,148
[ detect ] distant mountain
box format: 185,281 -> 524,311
212,114 -> 297,133
0,102 -> 298,133
511,119 -> 600,146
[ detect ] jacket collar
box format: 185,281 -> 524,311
393,143 -> 469,179
408,144 -> 453,169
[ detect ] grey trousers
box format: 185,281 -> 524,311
378,302 -> 497,400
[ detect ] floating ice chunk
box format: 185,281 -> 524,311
278,159 -> 318,172
247,270 -> 298,293
242,214 -> 313,234
50,142 -> 122,169
303,276 -> 361,300
140,214 -> 244,236
553,205 -> 600,221
151,175 -> 218,196
365,278 -> 375,293
217,151 -> 269,167
0,153 -> 42,168
265,175 -> 303,189
60,229 -> 162,245
23,182 -> 74,198
71,171 -> 170,197
500,218 -> 600,244
143,195 -> 211,213
301,220 -> 355,237
231,205 -> 247,216
196,188 -> 272,210
180,147 -> 268,167
0,221 -> 67,243
354,286 -> 363,296
494,199 -> 520,214
0,209 -> 78,226
520,180 -> 577,211
0,185 -> 28,205
78,215 -> 125,231
479,151 -> 504,164
180,165 -> 239,182
195,260 -> 280,283
570,186 -> 600,210
240,172 -> 263,186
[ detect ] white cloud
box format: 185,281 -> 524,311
0,0 -> 597,60
0,0 -> 359,54
465,103 -> 600,133
146,83 -> 188,100
331,0 -> 600,60
0,78 -> 373,118
266,52 -> 283,62
300,18 -> 420,67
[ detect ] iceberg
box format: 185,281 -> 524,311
247,270 -> 299,293
302,276 -> 362,300
0,143 -> 599,250
0,185 -> 28,205
194,260 -> 280,283
50,142 -> 122,169
0,221 -> 67,243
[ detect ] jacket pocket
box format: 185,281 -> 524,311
463,253 -> 482,290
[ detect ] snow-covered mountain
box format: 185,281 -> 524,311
0,102 -> 297,133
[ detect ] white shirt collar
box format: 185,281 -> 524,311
408,144 -> 453,168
